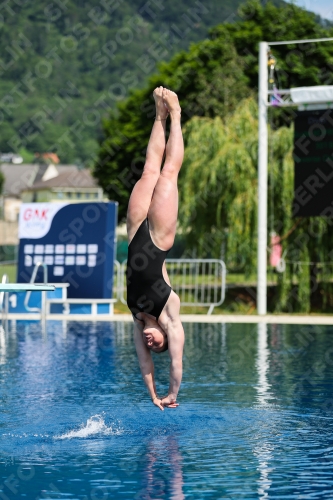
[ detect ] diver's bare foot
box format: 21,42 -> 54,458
162,88 -> 181,120
153,86 -> 169,120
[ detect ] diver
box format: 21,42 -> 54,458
126,87 -> 185,411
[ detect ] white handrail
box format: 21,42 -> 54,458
114,260 -> 122,301
24,262 -> 48,321
0,274 -> 9,316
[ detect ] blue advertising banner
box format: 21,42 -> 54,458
17,202 -> 118,299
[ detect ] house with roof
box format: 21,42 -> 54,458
0,163 -> 79,222
21,169 -> 103,203
1,163 -> 103,219
0,163 -> 104,245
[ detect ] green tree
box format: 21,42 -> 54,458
0,0 -> 250,164
181,97 -> 333,313
95,39 -> 250,218
212,0 -> 333,91
0,171 -> 5,196
179,97 -> 293,268
95,0 -> 333,220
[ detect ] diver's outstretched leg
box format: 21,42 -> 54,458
127,86 -> 168,242
148,89 -> 183,251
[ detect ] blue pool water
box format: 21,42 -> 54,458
1,320 -> 333,499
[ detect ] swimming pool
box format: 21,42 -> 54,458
1,320 -> 333,499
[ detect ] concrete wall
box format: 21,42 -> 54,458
0,220 -> 19,245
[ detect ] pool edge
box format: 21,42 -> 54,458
4,313 -> 333,324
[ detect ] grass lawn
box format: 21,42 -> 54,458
113,301 -> 256,315
0,263 -> 17,283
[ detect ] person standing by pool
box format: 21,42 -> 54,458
126,86 -> 185,411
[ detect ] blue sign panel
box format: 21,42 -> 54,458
17,202 -> 118,299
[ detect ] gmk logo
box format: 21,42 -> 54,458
23,208 -> 49,221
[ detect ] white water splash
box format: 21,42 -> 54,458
56,415 -> 122,440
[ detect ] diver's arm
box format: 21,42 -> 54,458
133,320 -> 164,410
159,293 -> 185,405
165,318 -> 184,401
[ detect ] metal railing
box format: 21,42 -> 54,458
0,259 -> 226,317
119,258 -> 226,314
167,259 -> 226,314
24,262 -> 48,322
113,259 -> 122,301
0,274 -> 9,316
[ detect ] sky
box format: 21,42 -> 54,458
288,0 -> 333,20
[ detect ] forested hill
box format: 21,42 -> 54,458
0,0 -> 266,166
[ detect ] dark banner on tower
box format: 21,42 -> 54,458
293,109 -> 333,217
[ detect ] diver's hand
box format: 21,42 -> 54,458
152,397 -> 164,411
161,395 -> 179,408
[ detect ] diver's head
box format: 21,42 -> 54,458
140,313 -> 168,353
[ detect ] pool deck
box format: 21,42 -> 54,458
111,314 -> 333,325
6,313 -> 333,324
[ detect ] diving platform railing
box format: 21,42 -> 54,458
24,262 -> 51,322
0,274 -> 9,323
0,262 -> 55,320
0,284 -> 55,291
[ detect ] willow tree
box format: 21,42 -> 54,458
179,97 -> 333,313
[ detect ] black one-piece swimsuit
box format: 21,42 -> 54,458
126,218 -> 172,320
